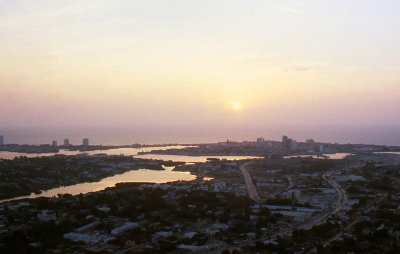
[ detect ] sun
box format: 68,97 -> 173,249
232,102 -> 242,111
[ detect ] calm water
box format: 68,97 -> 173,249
0,166 -> 195,203
0,146 -> 351,203
374,152 -> 400,155
0,146 -> 193,160
284,153 -> 352,160
134,154 -> 264,163
325,153 -> 353,159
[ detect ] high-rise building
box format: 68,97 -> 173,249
0,135 -> 3,146
283,135 -> 296,153
286,138 -> 292,152
256,137 -> 264,144
282,135 -> 288,150
291,140 -> 297,152
52,140 -> 57,147
64,138 -> 70,147
83,138 -> 89,146
306,139 -> 315,152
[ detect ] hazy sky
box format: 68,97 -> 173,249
1,1 -> 399,144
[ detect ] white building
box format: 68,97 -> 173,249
37,210 -> 56,221
63,232 -> 111,244
281,190 -> 301,201
213,182 -> 226,192
111,222 -> 138,235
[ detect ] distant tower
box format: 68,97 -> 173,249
256,137 -> 264,144
282,135 -> 288,150
52,140 -> 57,147
0,135 -> 3,146
306,139 -> 315,152
64,138 -> 70,147
291,140 -> 297,152
83,138 -> 89,146
282,135 -> 294,153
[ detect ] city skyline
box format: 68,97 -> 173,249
2,2 -> 400,253
0,126 -> 399,147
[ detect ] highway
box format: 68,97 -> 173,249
239,162 -> 261,202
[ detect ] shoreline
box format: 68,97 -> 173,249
0,155 -> 184,201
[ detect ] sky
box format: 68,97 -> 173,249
1,1 -> 400,145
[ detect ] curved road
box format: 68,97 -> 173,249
300,171 -> 347,230
239,161 -> 347,239
323,194 -> 387,247
238,162 -> 348,242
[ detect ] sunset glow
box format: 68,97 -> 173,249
232,102 -> 242,111
1,2 -> 400,252
0,0 -> 399,144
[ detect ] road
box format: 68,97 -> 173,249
323,194 -> 387,247
238,163 -> 347,232
299,170 -> 347,231
239,162 -> 261,202
238,165 -> 349,245
324,171 -> 347,216
285,175 -> 293,190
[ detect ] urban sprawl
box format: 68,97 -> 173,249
0,135 -> 400,253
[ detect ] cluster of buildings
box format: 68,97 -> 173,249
0,181 -> 263,252
0,135 -> 89,147
136,181 -> 248,199
1,143 -> 400,252
0,162 -> 364,253
145,136 -> 398,160
57,138 -> 89,147
218,136 -> 324,155
282,135 -> 297,153
282,136 -> 324,154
